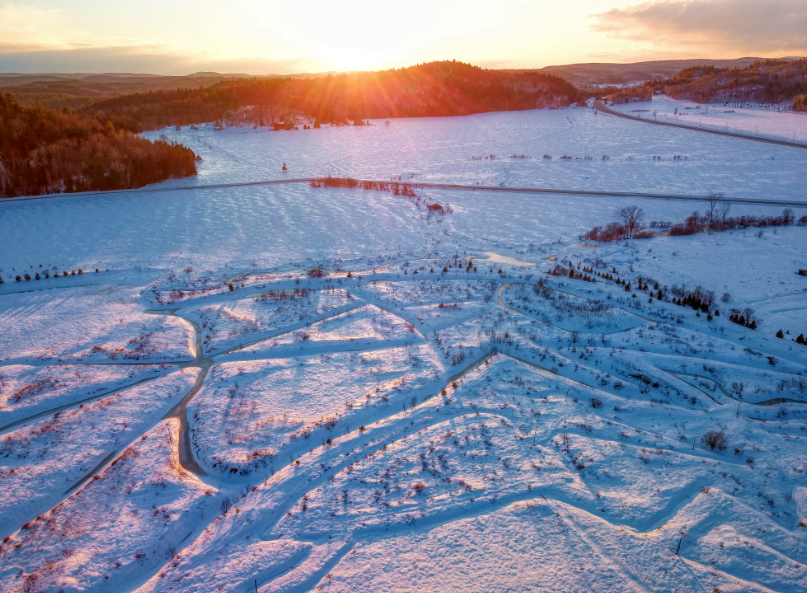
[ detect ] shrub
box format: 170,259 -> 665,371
701,430 -> 727,451
591,398 -> 602,408
669,224 -> 697,236
310,176 -> 359,189
729,307 -> 758,329
585,222 -> 626,242
307,267 -> 325,278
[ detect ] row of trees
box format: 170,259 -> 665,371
669,198 -> 799,235
584,200 -> 805,243
308,177 -> 451,215
86,61 -> 582,130
0,93 -> 197,197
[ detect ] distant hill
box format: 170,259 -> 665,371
0,71 -> 342,111
0,72 -> 259,111
599,59 -> 807,109
85,61 -> 582,130
537,58 -> 804,87
0,72 -> 257,87
659,59 -> 807,107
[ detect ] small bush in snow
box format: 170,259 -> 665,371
701,430 -> 727,451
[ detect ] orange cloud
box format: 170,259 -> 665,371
591,0 -> 807,53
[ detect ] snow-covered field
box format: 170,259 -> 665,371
612,94 -> 807,145
2,105 -> 807,592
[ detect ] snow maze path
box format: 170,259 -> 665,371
2,259 -> 807,593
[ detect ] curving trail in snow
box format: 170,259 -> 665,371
3,103 -> 807,591
2,257 -> 806,593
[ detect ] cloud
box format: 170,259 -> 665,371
591,0 -> 807,53
0,3 -> 75,49
0,44 -> 317,75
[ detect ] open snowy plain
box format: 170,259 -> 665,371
2,104 -> 807,592
612,95 -> 807,146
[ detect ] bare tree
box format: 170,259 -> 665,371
706,192 -> 724,228
615,205 -> 645,238
717,200 -> 731,228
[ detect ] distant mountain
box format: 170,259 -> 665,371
0,73 -> 91,87
536,58 -> 805,87
0,73 -> 256,110
0,71 -> 340,110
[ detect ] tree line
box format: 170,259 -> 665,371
583,200 -> 806,243
0,93 -> 197,198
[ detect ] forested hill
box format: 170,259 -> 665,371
86,61 -> 583,130
661,59 -> 807,107
605,59 -> 807,108
0,94 -> 197,198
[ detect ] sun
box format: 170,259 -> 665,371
315,46 -> 392,72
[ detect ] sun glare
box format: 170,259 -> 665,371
316,46 -> 394,72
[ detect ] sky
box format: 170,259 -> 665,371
1,0 -> 806,75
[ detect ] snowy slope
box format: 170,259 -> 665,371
1,105 -> 807,592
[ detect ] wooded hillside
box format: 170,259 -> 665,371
0,94 -> 197,198
87,61 -> 582,130
605,59 -> 807,110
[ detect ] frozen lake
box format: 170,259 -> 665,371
2,105 -> 807,278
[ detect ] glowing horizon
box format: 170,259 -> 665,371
1,0 -> 806,75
